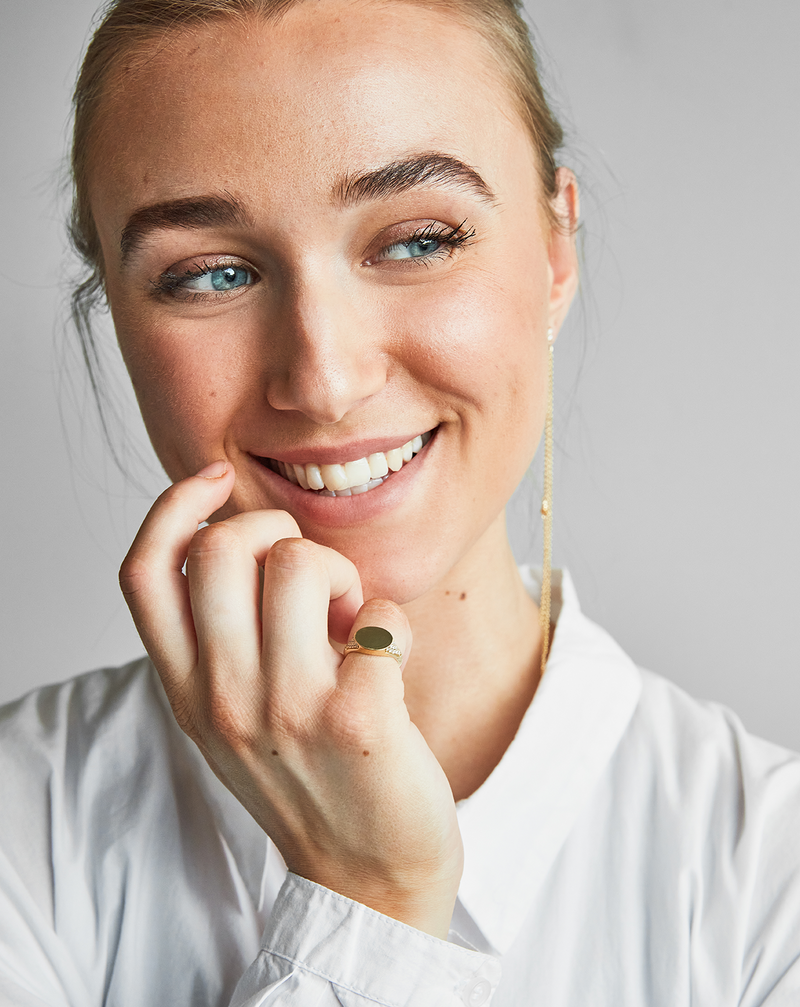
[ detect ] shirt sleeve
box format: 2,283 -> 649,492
230,874 -> 501,1007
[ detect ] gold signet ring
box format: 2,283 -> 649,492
343,626 -> 403,665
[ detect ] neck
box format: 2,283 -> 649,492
401,512 -> 544,801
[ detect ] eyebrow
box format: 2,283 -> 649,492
334,152 -> 496,207
118,153 -> 494,263
119,193 -> 251,263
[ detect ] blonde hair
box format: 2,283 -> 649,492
69,0 -> 565,429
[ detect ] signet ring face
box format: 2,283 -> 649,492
343,626 -> 403,665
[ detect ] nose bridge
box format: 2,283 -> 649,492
265,264 -> 386,425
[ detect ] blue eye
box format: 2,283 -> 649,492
368,222 -> 476,267
154,262 -> 257,299
184,265 -> 252,291
214,266 -> 250,290
382,236 -> 443,261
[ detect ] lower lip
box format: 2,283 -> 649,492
248,431 -> 436,529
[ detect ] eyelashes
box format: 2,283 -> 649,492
150,259 -> 256,301
366,220 -> 477,266
149,219 -> 477,301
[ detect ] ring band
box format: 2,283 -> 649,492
344,626 -> 403,665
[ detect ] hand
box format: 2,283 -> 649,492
119,462 -> 463,938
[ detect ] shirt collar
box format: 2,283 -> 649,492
455,568 -> 642,955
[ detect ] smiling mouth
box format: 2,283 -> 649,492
257,430 -> 434,497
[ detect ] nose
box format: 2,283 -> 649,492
263,273 -> 387,425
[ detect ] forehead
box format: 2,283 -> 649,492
88,0 -> 535,218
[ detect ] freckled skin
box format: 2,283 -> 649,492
90,1 -> 575,603
95,0 -> 578,801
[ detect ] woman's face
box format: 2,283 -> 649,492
89,0 -> 577,602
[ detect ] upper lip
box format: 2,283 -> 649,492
249,429 -> 435,467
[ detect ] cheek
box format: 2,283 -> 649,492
112,308 -> 249,479
392,269 -> 549,446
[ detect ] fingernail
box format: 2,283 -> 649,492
195,460 -> 228,479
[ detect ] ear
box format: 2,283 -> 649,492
546,167 -> 580,335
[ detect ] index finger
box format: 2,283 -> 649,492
119,464 -> 238,678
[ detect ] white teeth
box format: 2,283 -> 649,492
367,452 -> 389,479
293,464 -> 310,490
385,447 -> 404,472
270,431 -> 432,495
320,463 -> 348,491
344,458 -> 371,487
305,463 -> 325,490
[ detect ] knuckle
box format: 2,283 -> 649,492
187,521 -> 240,559
271,510 -> 303,538
266,536 -> 319,571
325,545 -> 358,579
118,554 -> 151,600
361,598 -> 408,633
321,685 -> 395,749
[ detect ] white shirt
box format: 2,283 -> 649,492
1,569 -> 800,1006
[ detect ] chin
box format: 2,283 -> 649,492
332,532 -> 450,606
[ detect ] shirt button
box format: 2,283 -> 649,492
463,976 -> 492,1006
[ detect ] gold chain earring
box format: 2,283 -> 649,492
539,326 -> 554,676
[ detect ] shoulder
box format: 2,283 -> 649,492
539,567 -> 800,819
616,669 -> 800,1000
614,665 -> 800,936
0,659 -> 175,924
544,570 -> 800,884
556,589 -> 800,997
0,656 -> 177,772
627,665 -> 800,807
0,659 -> 195,884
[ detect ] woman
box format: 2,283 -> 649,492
1,0 -> 799,1004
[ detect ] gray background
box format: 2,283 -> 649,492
2,1 -> 799,746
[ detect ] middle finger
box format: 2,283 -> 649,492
185,509 -> 302,679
